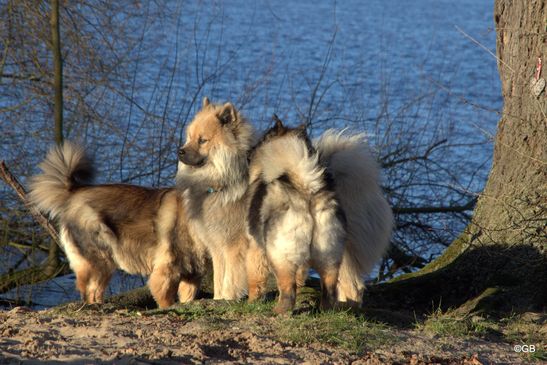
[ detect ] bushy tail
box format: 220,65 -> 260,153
253,135 -> 324,195
28,142 -> 94,219
314,129 -> 379,183
314,130 -> 393,305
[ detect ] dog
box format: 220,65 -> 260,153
175,97 -> 263,300
176,97 -> 392,308
248,119 -> 393,309
246,116 -> 346,313
314,129 -> 393,307
28,143 -> 208,308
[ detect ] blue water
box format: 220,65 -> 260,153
0,0 -> 502,307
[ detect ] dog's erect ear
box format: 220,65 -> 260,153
296,122 -> 307,137
272,114 -> 284,131
219,102 -> 237,125
296,122 -> 307,131
202,97 -> 210,109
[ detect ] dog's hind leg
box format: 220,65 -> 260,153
269,258 -> 297,314
314,264 -> 339,311
296,264 -> 309,293
60,226 -> 94,303
74,263 -> 92,303
267,210 -> 313,313
311,198 -> 345,310
149,264 -> 180,308
177,276 -> 201,303
86,268 -> 114,304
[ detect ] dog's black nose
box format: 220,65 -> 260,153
178,148 -> 186,156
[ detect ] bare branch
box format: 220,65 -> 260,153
381,139 -> 448,168
0,161 -> 60,244
1,73 -> 42,81
393,197 -> 477,215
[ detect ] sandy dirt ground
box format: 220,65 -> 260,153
0,304 -> 536,365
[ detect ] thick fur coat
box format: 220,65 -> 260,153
176,98 -> 258,300
315,130 -> 394,306
247,119 -> 345,313
28,143 -> 208,308
177,98 -> 393,307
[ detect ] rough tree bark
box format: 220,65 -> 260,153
367,0 -> 546,314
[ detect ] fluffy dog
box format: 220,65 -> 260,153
314,130 -> 393,307
28,143 -> 208,308
247,116 -> 346,313
175,97 -> 261,300
176,98 -> 392,308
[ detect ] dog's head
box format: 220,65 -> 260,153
179,97 -> 250,168
177,98 -> 254,200
252,115 -> 314,157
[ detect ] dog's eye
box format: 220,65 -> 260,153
198,137 -> 208,145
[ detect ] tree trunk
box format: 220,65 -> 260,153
366,0 -> 546,315
46,0 -> 64,275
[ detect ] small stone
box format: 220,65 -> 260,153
471,315 -> 484,323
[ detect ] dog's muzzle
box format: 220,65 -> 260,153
178,147 -> 206,167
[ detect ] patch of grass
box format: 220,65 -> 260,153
141,299 -> 275,332
225,300 -> 276,316
502,312 -> 546,344
529,346 -> 547,362
275,310 -> 394,353
168,301 -> 211,319
50,302 -> 126,317
416,305 -> 547,360
502,312 -> 546,362
417,308 -> 500,338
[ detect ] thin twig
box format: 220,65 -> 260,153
382,139 -> 448,168
454,25 -> 515,73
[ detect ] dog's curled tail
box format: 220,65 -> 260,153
314,129 -> 377,180
28,142 -> 94,219
255,135 -> 324,195
314,129 -> 394,306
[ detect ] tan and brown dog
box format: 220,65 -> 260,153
176,97 -> 266,301
29,143 -> 208,308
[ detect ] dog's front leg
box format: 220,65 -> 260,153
246,238 -> 269,301
220,237 -> 249,300
210,250 -> 226,299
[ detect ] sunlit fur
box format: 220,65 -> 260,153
176,98 -> 261,300
247,125 -> 345,313
176,99 -> 392,307
28,143 -> 208,308
314,130 -> 394,307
